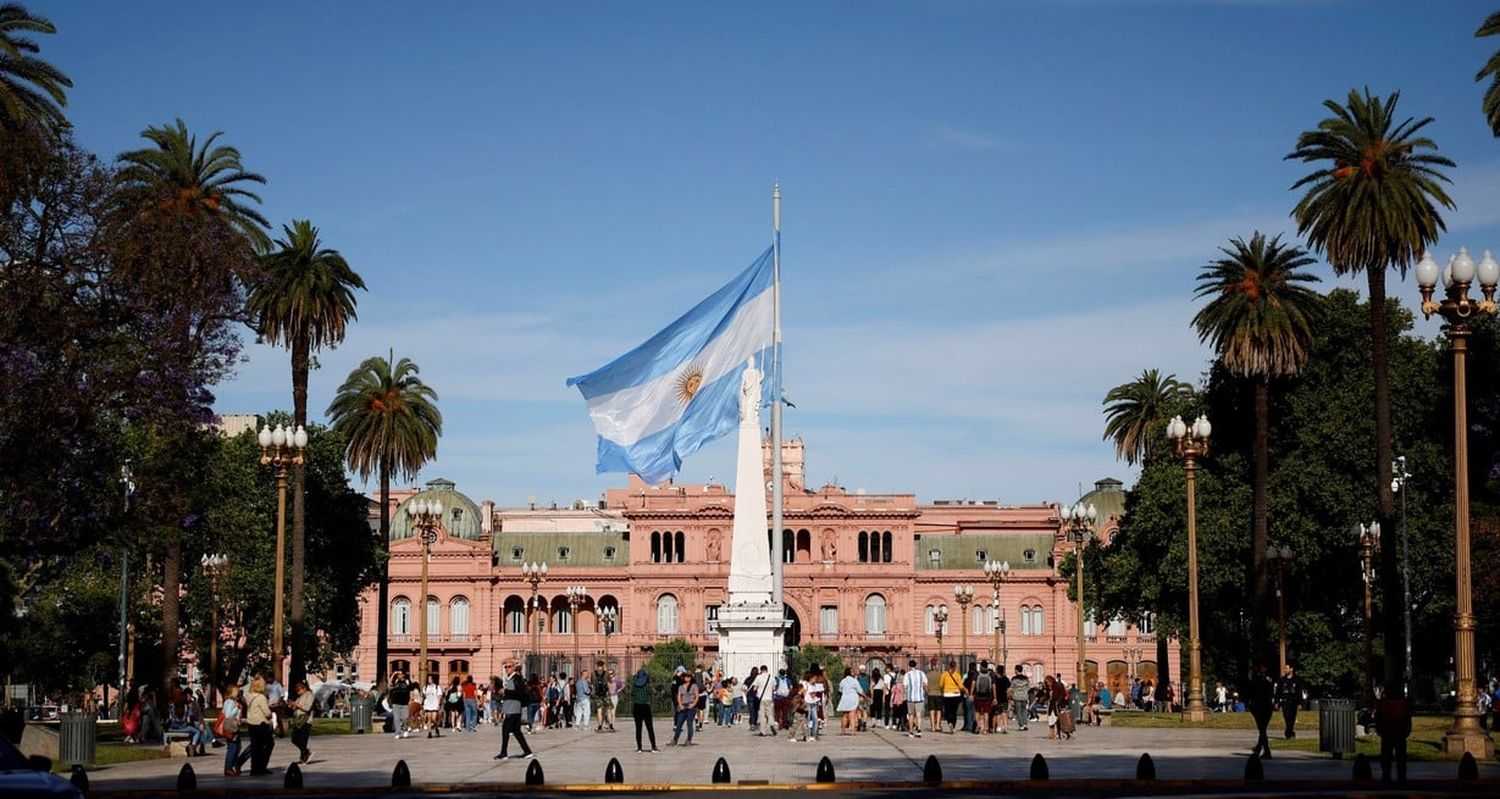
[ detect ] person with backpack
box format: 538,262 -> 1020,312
591,661 -> 613,732
992,666 -> 1011,734
972,662 -> 996,734
630,668 -> 659,752
772,668 -> 792,732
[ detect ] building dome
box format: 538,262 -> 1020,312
1073,477 -> 1127,539
389,478 -> 484,541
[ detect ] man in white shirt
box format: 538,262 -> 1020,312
750,665 -> 773,735
902,659 -> 927,738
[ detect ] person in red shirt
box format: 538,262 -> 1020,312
461,675 -> 479,732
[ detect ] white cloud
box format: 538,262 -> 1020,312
928,124 -> 1022,153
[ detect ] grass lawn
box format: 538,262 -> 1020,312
53,742 -> 170,773
1112,710 -> 1485,762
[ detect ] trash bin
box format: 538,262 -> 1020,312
1318,698 -> 1356,759
58,711 -> 96,767
351,700 -> 372,734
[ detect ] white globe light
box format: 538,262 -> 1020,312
1478,250 -> 1500,287
1453,247 -> 1476,283
1087,503 -> 1098,522
293,426 -> 308,449
271,425 -> 286,446
1444,254 -> 1455,288
258,426 -> 272,448
1415,252 -> 1440,289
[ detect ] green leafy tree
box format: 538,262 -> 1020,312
1103,369 -> 1193,466
1286,89 -> 1454,696
1477,11 -> 1500,137
248,220 -> 366,684
327,353 -> 442,686
1191,233 -> 1323,658
0,3 -> 71,132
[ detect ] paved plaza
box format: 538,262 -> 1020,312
83,721 -> 1497,793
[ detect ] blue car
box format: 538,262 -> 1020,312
0,736 -> 83,798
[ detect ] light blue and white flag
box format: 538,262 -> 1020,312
567,248 -> 776,484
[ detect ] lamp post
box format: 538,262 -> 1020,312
257,423 -> 307,683
1265,545 -> 1293,674
933,604 -> 950,664
1063,502 -> 1098,691
116,461 -> 134,721
1417,247 -> 1498,757
1357,522 -> 1379,708
600,605 -> 618,669
567,586 -> 588,676
1167,413 -> 1211,721
201,553 -> 229,709
953,585 -> 974,668
522,562 -> 548,670
983,560 -> 1011,665
407,499 -> 442,687
1390,455 -> 1413,697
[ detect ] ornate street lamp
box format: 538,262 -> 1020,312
407,498 -> 442,686
1265,545 -> 1293,674
1167,413 -> 1211,721
522,562 -> 548,670
201,553 -> 229,709
257,423 -> 307,682
1391,454 -> 1413,695
1417,247 -> 1499,757
933,604 -> 950,665
1063,501 -> 1098,690
567,585 -> 588,675
600,605 -> 618,670
983,560 -> 1011,666
952,585 -> 974,668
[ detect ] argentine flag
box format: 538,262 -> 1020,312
567,248 -> 776,484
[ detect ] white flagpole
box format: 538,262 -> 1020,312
771,182 -> 785,607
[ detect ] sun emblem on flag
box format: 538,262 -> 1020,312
676,366 -> 705,405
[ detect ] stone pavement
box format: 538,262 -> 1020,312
84,720 -> 1497,792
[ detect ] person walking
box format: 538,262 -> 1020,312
772,668 -> 792,731
749,665 -> 773,735
462,675 -> 479,733
1275,665 -> 1302,739
574,670 -> 593,730
924,658 -> 944,734
669,668 -> 699,746
591,662 -> 613,732
837,667 -> 864,735
493,660 -> 535,761
422,674 -> 443,738
630,668 -> 659,752
387,671 -> 412,738
1374,686 -> 1412,784
1248,664 -> 1275,759
219,684 -> 244,777
238,675 -> 274,776
289,680 -> 314,764
903,659 -> 927,737
1009,666 -> 1031,731
939,661 -> 965,734
803,667 -> 827,741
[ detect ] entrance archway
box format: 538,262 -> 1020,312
783,606 -> 801,648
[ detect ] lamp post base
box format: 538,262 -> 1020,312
1442,719 -> 1495,758
1183,701 -> 1209,723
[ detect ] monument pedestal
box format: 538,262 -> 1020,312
716,604 -> 786,682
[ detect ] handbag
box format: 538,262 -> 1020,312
213,715 -> 226,738
1046,712 -> 1058,727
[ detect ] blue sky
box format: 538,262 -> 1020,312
43,0 -> 1500,507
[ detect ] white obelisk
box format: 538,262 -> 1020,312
715,357 -> 786,680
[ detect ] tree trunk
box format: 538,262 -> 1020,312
1366,267 -> 1402,697
161,533 -> 180,709
375,465 -> 391,687
1252,379 -> 1270,663
1155,634 -> 1169,705
290,334 -> 309,686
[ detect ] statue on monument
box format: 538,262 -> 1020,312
739,357 -> 761,424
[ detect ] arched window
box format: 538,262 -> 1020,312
1139,612 -> 1154,636
973,604 -> 995,635
657,594 -> 679,635
389,659 -> 411,676
674,531 -> 685,562
504,596 -> 525,634
882,531 -> 893,563
796,529 -> 812,562
864,594 -> 887,635
651,531 -> 662,563
450,597 -> 470,637
782,529 -> 794,564
426,598 -> 439,638
1084,619 -> 1097,638
924,604 -> 937,634
858,531 -> 869,563
392,598 -> 411,636
1028,663 -> 1045,683
555,600 -> 572,635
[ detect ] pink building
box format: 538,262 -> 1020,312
346,442 -> 1164,697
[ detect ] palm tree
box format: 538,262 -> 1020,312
248,220 -> 366,685
0,3 -> 71,132
1287,88 -> 1453,695
115,118 -> 270,251
327,352 -> 441,687
1102,369 -> 1193,466
114,119 -> 269,705
1477,11 -> 1500,137
1192,232 -> 1323,658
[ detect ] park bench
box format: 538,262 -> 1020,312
162,730 -> 194,756
1096,708 -> 1113,726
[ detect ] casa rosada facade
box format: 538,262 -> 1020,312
348,441 -> 1164,696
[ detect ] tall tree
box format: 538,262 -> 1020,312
1191,232 -> 1323,662
1477,11 -> 1500,137
248,220 -> 366,685
115,119 -> 270,252
1103,369 -> 1193,466
1287,88 -> 1453,696
0,3 -> 71,132
113,119 -> 267,702
326,353 -> 441,687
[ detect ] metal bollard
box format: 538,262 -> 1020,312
1135,753 -> 1155,781
1029,753 -> 1049,781
922,754 -> 942,784
176,763 -> 196,791
392,759 -> 411,787
605,757 -> 623,784
815,755 -> 835,783
711,757 -> 731,784
525,759 -> 545,786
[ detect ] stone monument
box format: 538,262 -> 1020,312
714,358 -> 787,680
